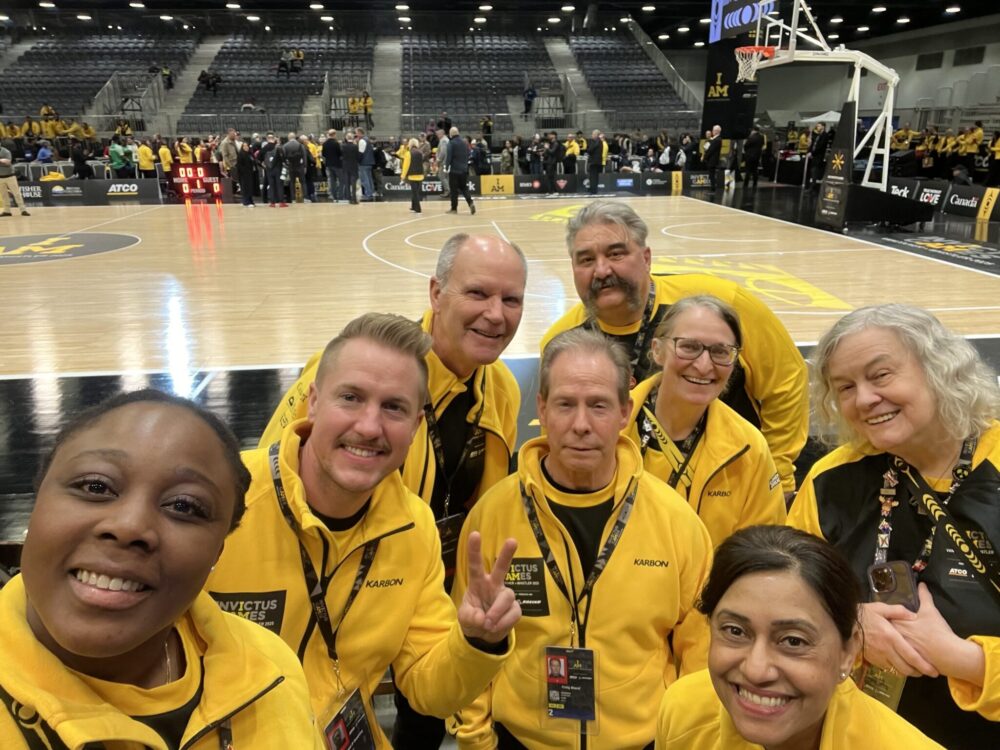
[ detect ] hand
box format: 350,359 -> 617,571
860,601 -> 938,678
458,531 -> 521,644
893,583 -> 986,686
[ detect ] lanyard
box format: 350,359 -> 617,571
268,443 -> 378,672
638,388 -> 706,491
519,477 -> 636,642
585,281 -> 656,373
874,437 -> 976,570
423,370 -> 487,517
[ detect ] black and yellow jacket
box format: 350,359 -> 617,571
401,148 -> 424,181
0,576 -> 323,750
625,373 -> 785,546
451,436 -> 712,749
206,420 -> 512,746
540,273 -> 807,493
259,309 -> 519,507
656,669 -> 944,749
788,421 -> 1000,747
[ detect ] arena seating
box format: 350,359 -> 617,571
568,33 -> 698,132
0,33 -> 196,116
401,33 -> 560,132
177,33 -> 372,134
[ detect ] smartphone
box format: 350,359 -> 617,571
867,560 -> 920,612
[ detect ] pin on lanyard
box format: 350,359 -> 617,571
423,370 -> 487,517
873,436 -> 976,568
519,479 -> 636,641
268,443 -> 379,677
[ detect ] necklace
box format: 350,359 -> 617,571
163,635 -> 174,685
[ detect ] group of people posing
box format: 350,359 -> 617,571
1,200 -> 997,749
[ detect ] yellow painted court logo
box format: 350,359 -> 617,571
652,257 -> 852,310
0,233 -> 140,265
531,205 -> 583,223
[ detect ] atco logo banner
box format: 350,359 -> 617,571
0,233 -> 141,266
709,0 -> 778,43
107,183 -> 140,196
481,175 -> 514,195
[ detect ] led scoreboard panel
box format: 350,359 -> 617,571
173,163 -> 223,199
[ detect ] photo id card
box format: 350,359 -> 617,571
323,687 -> 376,750
544,646 -> 596,723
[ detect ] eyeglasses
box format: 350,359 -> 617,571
669,337 -> 740,366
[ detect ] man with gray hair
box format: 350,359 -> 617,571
436,128 -> 450,198
540,199 -> 808,497
451,327 -> 712,748
445,125 -> 476,215
258,234 -> 527,746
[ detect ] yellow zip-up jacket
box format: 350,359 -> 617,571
137,144 -> 155,171
541,273 -> 807,493
655,669 -> 944,749
0,576 -> 323,750
625,373 -> 785,547
451,436 -> 713,749
564,138 -> 580,158
259,309 -> 519,507
205,420 -> 511,744
966,126 -> 984,155
177,142 -> 193,164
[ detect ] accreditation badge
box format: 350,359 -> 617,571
322,686 -> 376,750
853,663 -> 906,711
436,512 -> 466,579
543,646 -> 598,731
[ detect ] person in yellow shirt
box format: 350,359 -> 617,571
114,119 -> 133,138
797,130 -> 810,154
158,139 -> 174,181
361,90 -> 374,130
0,390 -> 324,750
347,95 -> 359,128
964,119 -> 984,173
40,118 -> 58,140
562,132 -> 580,175
655,525 -> 944,750
38,103 -> 56,120
20,116 -> 41,138
3,121 -> 18,138
988,129 -> 1000,187
137,138 -> 156,178
175,136 -> 193,164
80,121 -> 96,140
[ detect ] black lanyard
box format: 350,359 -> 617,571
519,478 -> 636,643
874,437 -> 975,570
585,281 -> 656,373
268,443 -> 378,668
423,370 -> 487,517
637,387 -> 706,491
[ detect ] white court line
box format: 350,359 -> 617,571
189,370 -> 217,399
73,204 -> 166,233
682,196 -> 1000,281
665,247 -> 875,258
773,306 -> 1000,316
491,219 -> 511,244
660,222 -> 776,243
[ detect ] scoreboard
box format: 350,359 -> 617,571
173,163 -> 224,199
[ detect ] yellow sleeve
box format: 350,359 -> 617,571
392,513 -> 510,720
401,150 -> 411,179
258,352 -> 322,447
449,509 -> 498,750
785,467 -> 825,538
948,636 -> 1000,720
732,286 -> 808,493
672,513 -> 713,676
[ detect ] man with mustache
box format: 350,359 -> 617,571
258,234 -> 528,747
208,312 -> 522,749
451,329 -> 712,749
540,200 -> 808,497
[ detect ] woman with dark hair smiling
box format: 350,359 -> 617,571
0,389 -> 322,749
656,525 -> 942,749
789,304 -> 1000,748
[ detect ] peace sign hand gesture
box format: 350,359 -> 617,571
458,531 -> 521,644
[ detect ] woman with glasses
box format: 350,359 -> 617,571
788,304 -> 999,748
625,295 -> 786,546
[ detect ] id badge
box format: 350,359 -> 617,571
323,687 -> 376,750
544,646 -> 597,725
853,663 -> 906,711
436,512 -> 465,585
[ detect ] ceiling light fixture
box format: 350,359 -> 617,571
945,5 -> 961,12
657,33 -> 669,40
129,1 -> 145,7
872,5 -> 886,13
830,16 -> 843,24
561,5 -> 575,11
694,41 -> 705,47
321,15 -> 333,21
857,25 -> 870,31
896,16 -> 910,23
398,15 -> 411,22
678,26 -> 690,33
246,15 -> 260,21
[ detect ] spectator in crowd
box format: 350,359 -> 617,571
291,47 -> 305,72
586,129 -> 603,194
260,132 -> 287,207
299,134 -> 318,203
157,137 -> 173,190
522,83 -> 537,119
500,139 -> 513,174
321,128 -> 344,202
988,130 -> 1000,187
161,64 -> 174,89
34,140 -> 53,164
562,131 -> 579,175
480,114 -> 493,148
114,119 -> 133,138
743,125 -> 765,188
280,131 -> 307,203
400,137 -> 424,213
542,131 -> 563,192
20,116 -> 41,138
236,141 -> 257,208
445,126 -> 475,215
39,102 -> 56,121
360,90 -> 374,130
277,49 -> 292,78
356,128 -> 376,202
703,124 -> 723,192
109,135 -> 134,178
341,130 -> 360,204
437,111 -> 452,134
0,139 -> 30,216
436,128 -> 451,198
175,136 -> 194,165
219,129 -> 240,194
70,138 -> 94,179
137,137 -> 156,179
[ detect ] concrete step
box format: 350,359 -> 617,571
541,38 -> 609,135
159,35 -> 229,116
370,36 -> 401,138
0,39 -> 37,77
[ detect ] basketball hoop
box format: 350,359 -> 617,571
735,45 -> 775,83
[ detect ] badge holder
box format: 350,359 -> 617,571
853,663 -> 906,711
322,675 -> 377,750
541,646 -> 600,736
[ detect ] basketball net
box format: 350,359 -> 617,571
735,46 -> 775,82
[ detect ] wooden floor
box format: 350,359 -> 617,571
2,194 -> 1000,378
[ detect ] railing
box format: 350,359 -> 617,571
167,112 -> 330,137
92,72 -> 162,118
562,109 -> 614,133
321,72 -> 333,118
399,113 -> 515,139
561,74 -> 578,122
624,19 -> 703,111
607,109 -> 701,132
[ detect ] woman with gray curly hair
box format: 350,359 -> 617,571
788,303 -> 1000,749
